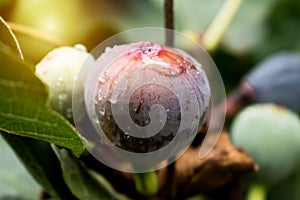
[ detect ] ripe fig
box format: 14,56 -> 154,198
230,103 -> 300,184
245,52 -> 300,112
226,52 -> 300,117
80,41 -> 211,171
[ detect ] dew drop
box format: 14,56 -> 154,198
110,90 -> 120,104
58,93 -> 68,101
99,109 -> 105,116
105,47 -> 112,53
98,75 -> 106,83
74,44 -> 87,52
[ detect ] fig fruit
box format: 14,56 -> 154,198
79,41 -> 211,171
226,52 -> 300,117
35,45 -> 94,120
245,52 -> 300,112
88,42 -> 210,153
230,103 -> 300,184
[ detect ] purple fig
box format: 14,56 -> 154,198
226,52 -> 300,116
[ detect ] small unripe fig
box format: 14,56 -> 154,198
82,41 -> 210,171
230,103 -> 300,184
35,44 -> 94,120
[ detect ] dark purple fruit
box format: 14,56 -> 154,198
226,51 -> 300,116
90,42 -> 210,154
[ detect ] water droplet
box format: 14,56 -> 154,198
58,93 -> 68,101
171,71 -> 176,75
97,89 -> 103,101
99,107 -> 105,116
98,75 -> 106,83
105,47 -> 112,53
74,44 -> 87,52
166,108 -> 170,112
110,92 -> 119,104
94,100 -> 98,105
66,108 -> 72,119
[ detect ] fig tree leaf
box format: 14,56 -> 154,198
1,133 -> 77,200
0,16 -> 23,59
0,49 -> 84,157
52,145 -> 130,200
0,135 -> 40,199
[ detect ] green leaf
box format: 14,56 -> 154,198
0,49 -> 84,157
2,133 -> 77,200
0,135 -> 40,199
52,145 -> 130,200
0,16 -> 23,59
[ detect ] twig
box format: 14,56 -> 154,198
164,0 -> 176,199
164,0 -> 174,47
202,0 -> 243,52
8,22 -> 64,46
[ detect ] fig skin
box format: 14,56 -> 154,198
245,52 -> 300,112
90,42 -> 210,154
35,45 -> 95,120
226,51 -> 300,117
230,103 -> 300,184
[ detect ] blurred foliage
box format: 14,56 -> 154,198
0,136 -> 40,199
0,0 -> 300,199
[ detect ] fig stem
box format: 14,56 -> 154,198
246,182 -> 267,200
164,0 -> 177,198
133,171 -> 159,196
164,0 -> 174,46
8,22 -> 64,46
202,0 -> 243,52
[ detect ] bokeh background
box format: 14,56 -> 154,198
0,0 -> 299,199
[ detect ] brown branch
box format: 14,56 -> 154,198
157,132 -> 257,199
164,0 -> 174,46
164,0 -> 176,199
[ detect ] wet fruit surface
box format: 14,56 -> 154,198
89,42 -> 210,153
